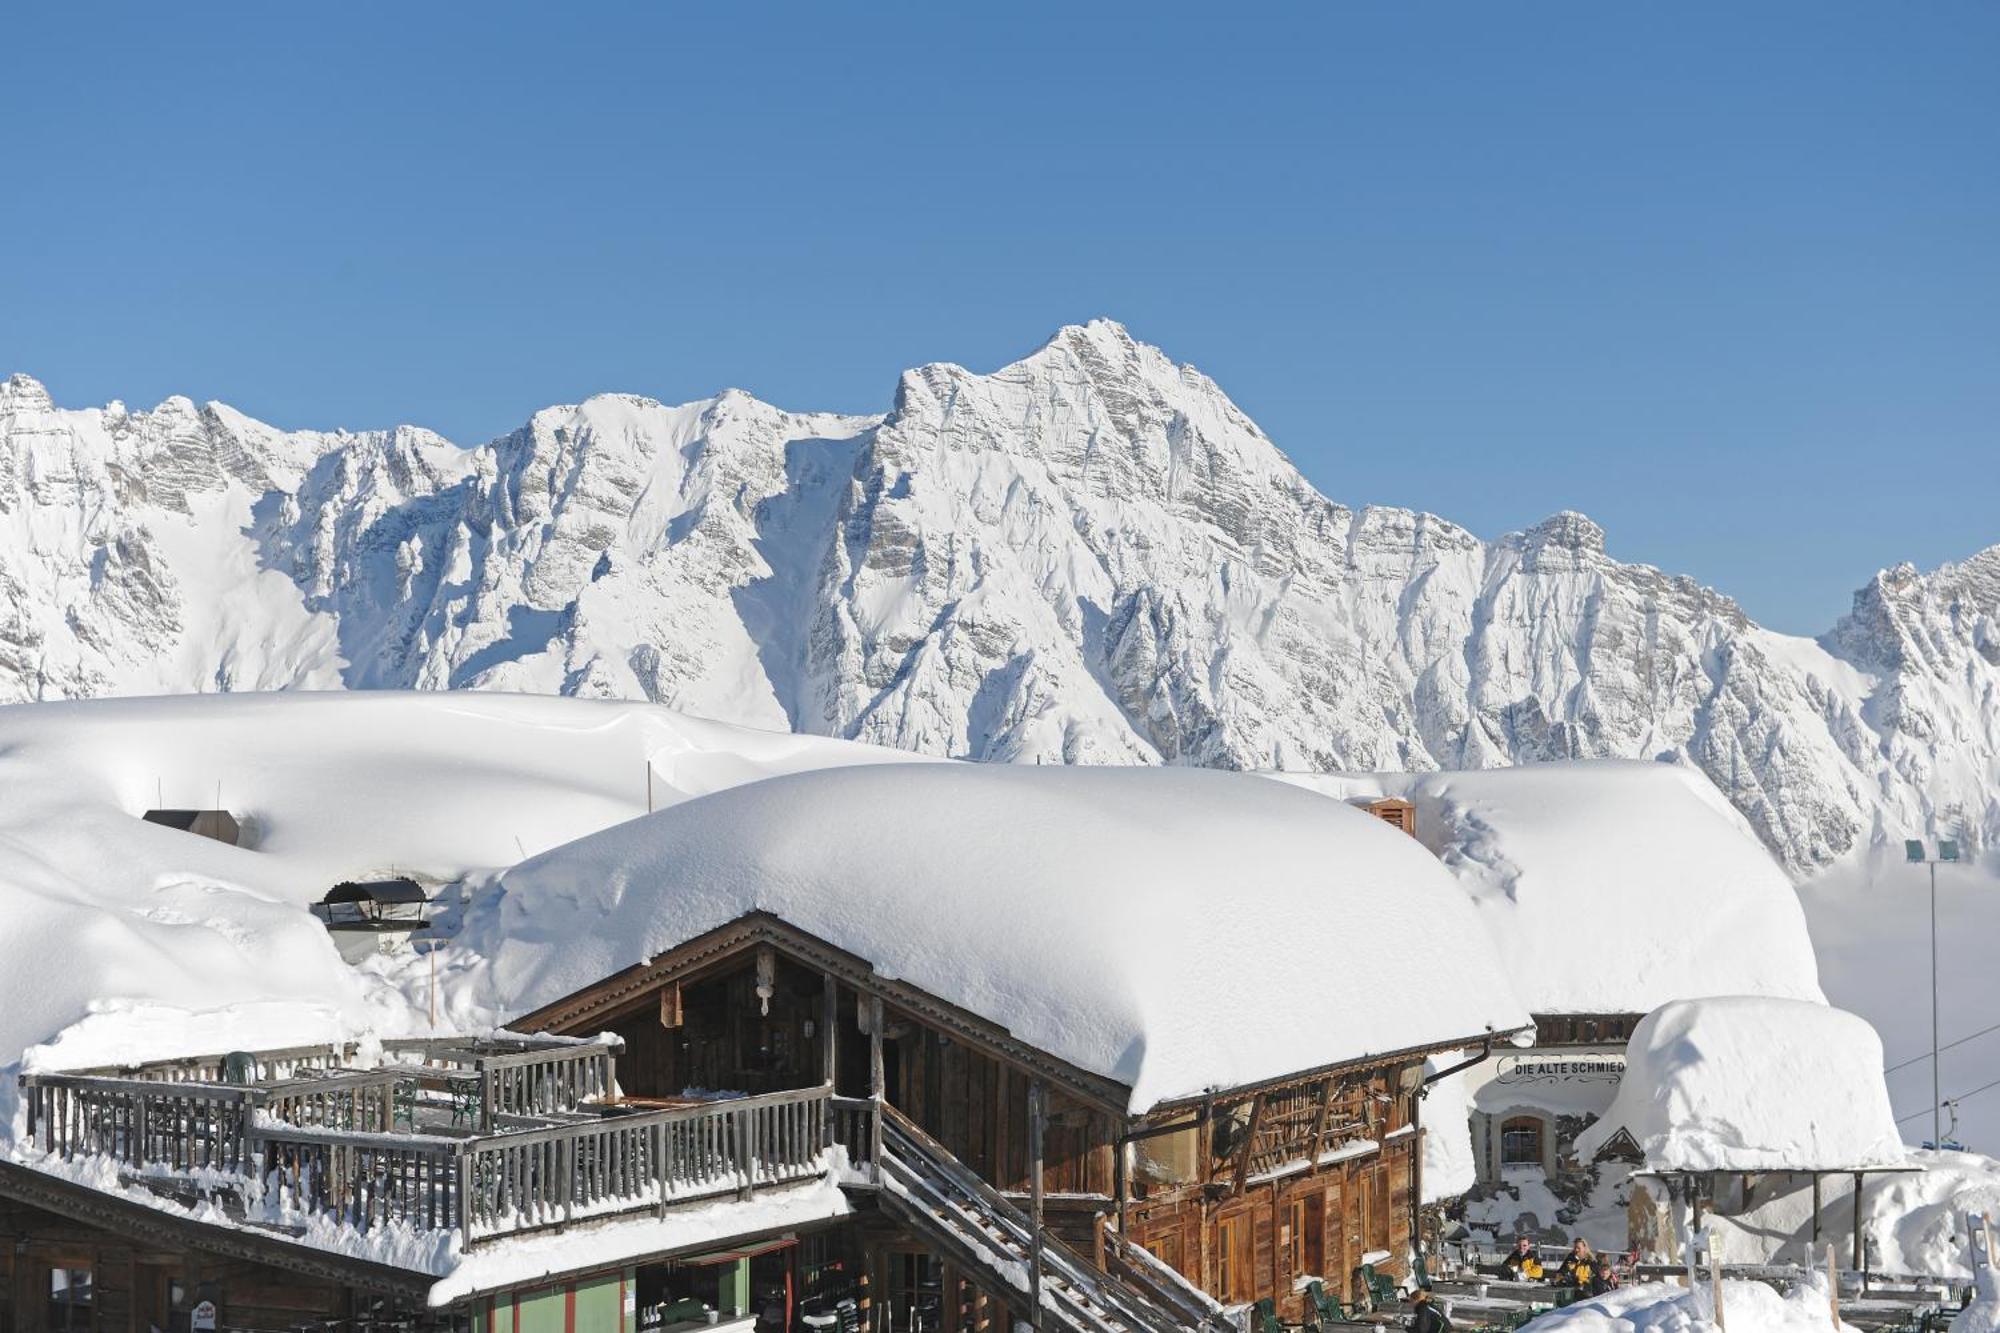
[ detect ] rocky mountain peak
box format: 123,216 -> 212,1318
0,373 -> 53,413
0,325 -> 1994,875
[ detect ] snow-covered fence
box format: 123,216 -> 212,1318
261,1069 -> 402,1133
23,1072 -> 259,1173
459,1083 -> 831,1243
256,1124 -> 464,1232
20,1057 -> 841,1248
476,1043 -> 616,1127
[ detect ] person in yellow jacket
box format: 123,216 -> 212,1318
1554,1239 -> 1599,1291
1500,1237 -> 1544,1280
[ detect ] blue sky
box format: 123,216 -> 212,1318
3,4 -> 1995,634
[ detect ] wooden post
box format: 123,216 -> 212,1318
1710,1247 -> 1726,1332
821,973 -> 838,1089
1811,1173 -> 1822,1246
1826,1242 -> 1841,1329
1114,1134 -> 1128,1239
867,995 -> 885,1174
1852,1173 -> 1864,1276
1029,1080 -> 1046,1333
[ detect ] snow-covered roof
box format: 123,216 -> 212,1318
1268,761 -> 1826,1014
488,763 -> 1533,1113
0,691 -> 912,1093
1573,997 -> 1906,1171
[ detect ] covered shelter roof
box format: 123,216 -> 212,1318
322,877 -> 428,906
486,763 -> 1533,1114
1574,996 -> 1906,1172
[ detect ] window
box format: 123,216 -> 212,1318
1499,1117 -> 1545,1168
49,1269 -> 94,1333
1216,1215 -> 1254,1303
1284,1193 -> 1324,1279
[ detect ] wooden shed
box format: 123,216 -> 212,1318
1362,797 -> 1416,838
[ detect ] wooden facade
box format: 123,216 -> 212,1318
518,912 -> 1485,1327
1,909 -> 1504,1331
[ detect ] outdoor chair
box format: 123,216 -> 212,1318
1304,1280 -> 1348,1327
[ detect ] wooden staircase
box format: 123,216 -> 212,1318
869,1103 -> 1230,1333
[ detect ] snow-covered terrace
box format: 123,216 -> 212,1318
16,1033 -> 858,1248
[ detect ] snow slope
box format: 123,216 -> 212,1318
5,327 -> 1998,879
478,763 -> 1534,1112
0,691 -> 910,1110
1271,762 -> 1824,1014
1575,997 -> 1904,1171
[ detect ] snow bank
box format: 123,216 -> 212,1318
1272,762 -> 1824,1015
1575,998 -> 1904,1171
1952,1260 -> 2000,1333
1523,1277 -> 1858,1333
0,692 -> 908,1100
486,763 -> 1534,1112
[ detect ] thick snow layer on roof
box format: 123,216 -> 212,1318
0,692 -> 907,1101
1269,761 -> 1824,1014
1575,997 -> 1905,1171
485,763 -> 1532,1113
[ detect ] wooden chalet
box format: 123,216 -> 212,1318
513,907 -> 1523,1328
3,765 -> 1532,1333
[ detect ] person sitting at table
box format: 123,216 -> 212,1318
1553,1239 -> 1601,1292
1500,1237 -> 1544,1280
1410,1287 -> 1452,1333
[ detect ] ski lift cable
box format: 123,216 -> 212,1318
1884,1019 -> 2000,1074
1894,1073 -> 2000,1125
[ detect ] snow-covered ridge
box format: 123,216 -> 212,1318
4,322 -> 1997,875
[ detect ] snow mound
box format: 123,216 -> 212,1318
1270,762 -> 1825,1014
1575,997 -> 1904,1171
0,692 -> 908,1091
485,763 -> 1534,1112
1523,1277 -> 1858,1333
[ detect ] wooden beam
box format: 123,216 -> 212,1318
658,983 -> 683,1029
1307,1078 -> 1334,1174
1231,1095 -> 1267,1197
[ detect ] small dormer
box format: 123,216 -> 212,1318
141,808 -> 242,846
1361,797 -> 1416,838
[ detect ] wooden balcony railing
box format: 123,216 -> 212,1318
20,1069 -> 861,1248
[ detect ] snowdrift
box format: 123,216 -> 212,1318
1576,997 -> 1904,1171
484,763 -> 1535,1112
0,691 -> 909,1089
1271,761 -> 1825,1014
1522,1277 -> 1859,1333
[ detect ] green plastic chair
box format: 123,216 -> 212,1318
1252,1298 -> 1285,1333
1357,1265 -> 1398,1310
1304,1280 -> 1348,1327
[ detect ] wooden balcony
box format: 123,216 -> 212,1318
18,1037 -> 874,1249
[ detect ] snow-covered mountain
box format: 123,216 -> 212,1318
3,321 -> 1995,874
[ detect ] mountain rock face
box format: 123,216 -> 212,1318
2,323 -> 1995,875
